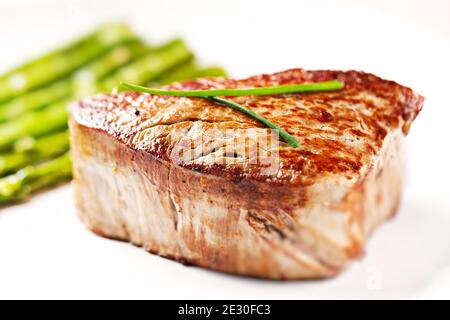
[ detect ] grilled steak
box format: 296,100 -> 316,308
69,69 -> 424,279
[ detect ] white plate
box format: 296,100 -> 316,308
0,0 -> 449,299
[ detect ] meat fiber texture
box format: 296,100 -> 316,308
69,69 -> 424,279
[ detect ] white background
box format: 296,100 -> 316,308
0,0 -> 449,299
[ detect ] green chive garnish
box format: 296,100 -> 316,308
208,96 -> 300,148
120,80 -> 343,97
120,79 -> 344,148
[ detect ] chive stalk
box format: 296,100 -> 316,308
121,80 -> 344,147
120,80 -> 343,97
208,97 -> 300,148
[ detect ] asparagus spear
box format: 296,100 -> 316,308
153,59 -> 200,85
73,40 -> 149,98
0,153 -> 72,204
0,101 -> 68,150
0,81 -> 71,124
0,23 -> 137,104
101,38 -> 193,91
192,66 -> 227,79
0,131 -> 69,176
0,40 -> 148,123
155,61 -> 227,85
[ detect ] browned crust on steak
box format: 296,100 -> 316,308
70,68 -> 424,186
